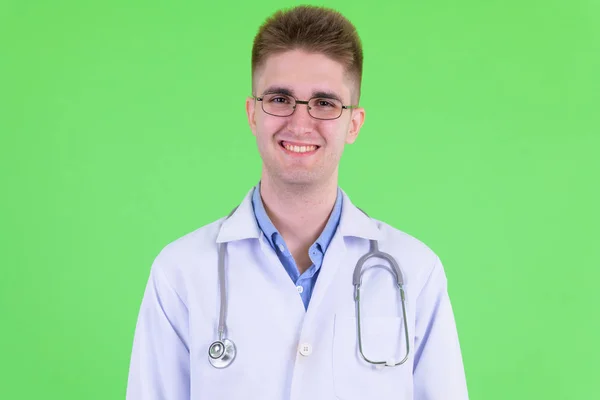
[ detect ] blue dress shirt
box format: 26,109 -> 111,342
251,181 -> 343,310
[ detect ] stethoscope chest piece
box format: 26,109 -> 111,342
208,339 -> 236,368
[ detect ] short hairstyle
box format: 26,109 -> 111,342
251,5 -> 363,102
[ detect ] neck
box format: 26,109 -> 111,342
258,172 -> 339,252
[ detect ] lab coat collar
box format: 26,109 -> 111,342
216,186 -> 383,244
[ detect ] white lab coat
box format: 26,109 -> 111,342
127,187 -> 469,399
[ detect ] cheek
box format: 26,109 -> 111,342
256,115 -> 285,139
324,124 -> 349,148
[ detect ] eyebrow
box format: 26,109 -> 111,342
262,86 -> 343,102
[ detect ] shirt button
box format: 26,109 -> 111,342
296,285 -> 304,294
299,343 -> 312,356
278,244 -> 285,253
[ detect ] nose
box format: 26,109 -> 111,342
288,102 -> 315,133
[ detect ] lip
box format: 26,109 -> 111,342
279,140 -> 320,147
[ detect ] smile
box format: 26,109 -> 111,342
279,140 -> 320,154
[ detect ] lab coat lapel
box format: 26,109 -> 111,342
306,190 -> 383,315
216,187 -> 260,243
215,186 -> 305,302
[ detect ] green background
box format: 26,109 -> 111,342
1,0 -> 598,398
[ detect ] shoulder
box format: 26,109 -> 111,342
375,218 -> 438,263
149,216 -> 226,286
370,218 -> 444,291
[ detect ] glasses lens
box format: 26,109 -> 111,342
262,93 -> 295,117
308,97 -> 343,120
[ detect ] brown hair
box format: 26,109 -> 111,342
251,5 -> 363,102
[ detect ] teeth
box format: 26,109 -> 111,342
284,143 -> 317,153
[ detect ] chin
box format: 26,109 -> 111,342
278,171 -> 327,187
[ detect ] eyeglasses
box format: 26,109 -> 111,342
253,92 -> 359,120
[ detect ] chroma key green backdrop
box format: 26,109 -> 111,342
1,0 -> 598,399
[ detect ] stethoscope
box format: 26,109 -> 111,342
208,201 -> 410,369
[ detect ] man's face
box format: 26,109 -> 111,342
246,49 -> 365,187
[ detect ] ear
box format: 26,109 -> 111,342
345,107 -> 365,144
246,96 -> 257,137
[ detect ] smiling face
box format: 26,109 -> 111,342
246,49 -> 365,188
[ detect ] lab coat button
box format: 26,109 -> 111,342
299,343 -> 312,356
296,285 -> 304,294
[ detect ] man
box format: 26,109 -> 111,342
127,5 -> 468,399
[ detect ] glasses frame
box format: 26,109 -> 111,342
252,93 -> 360,120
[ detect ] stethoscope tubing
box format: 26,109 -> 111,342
209,196 -> 410,368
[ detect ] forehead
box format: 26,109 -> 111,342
255,50 -> 351,100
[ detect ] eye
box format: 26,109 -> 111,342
313,98 -> 340,108
266,94 -> 292,104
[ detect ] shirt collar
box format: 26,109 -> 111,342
251,181 -> 278,247
216,185 -> 383,244
251,181 -> 343,252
